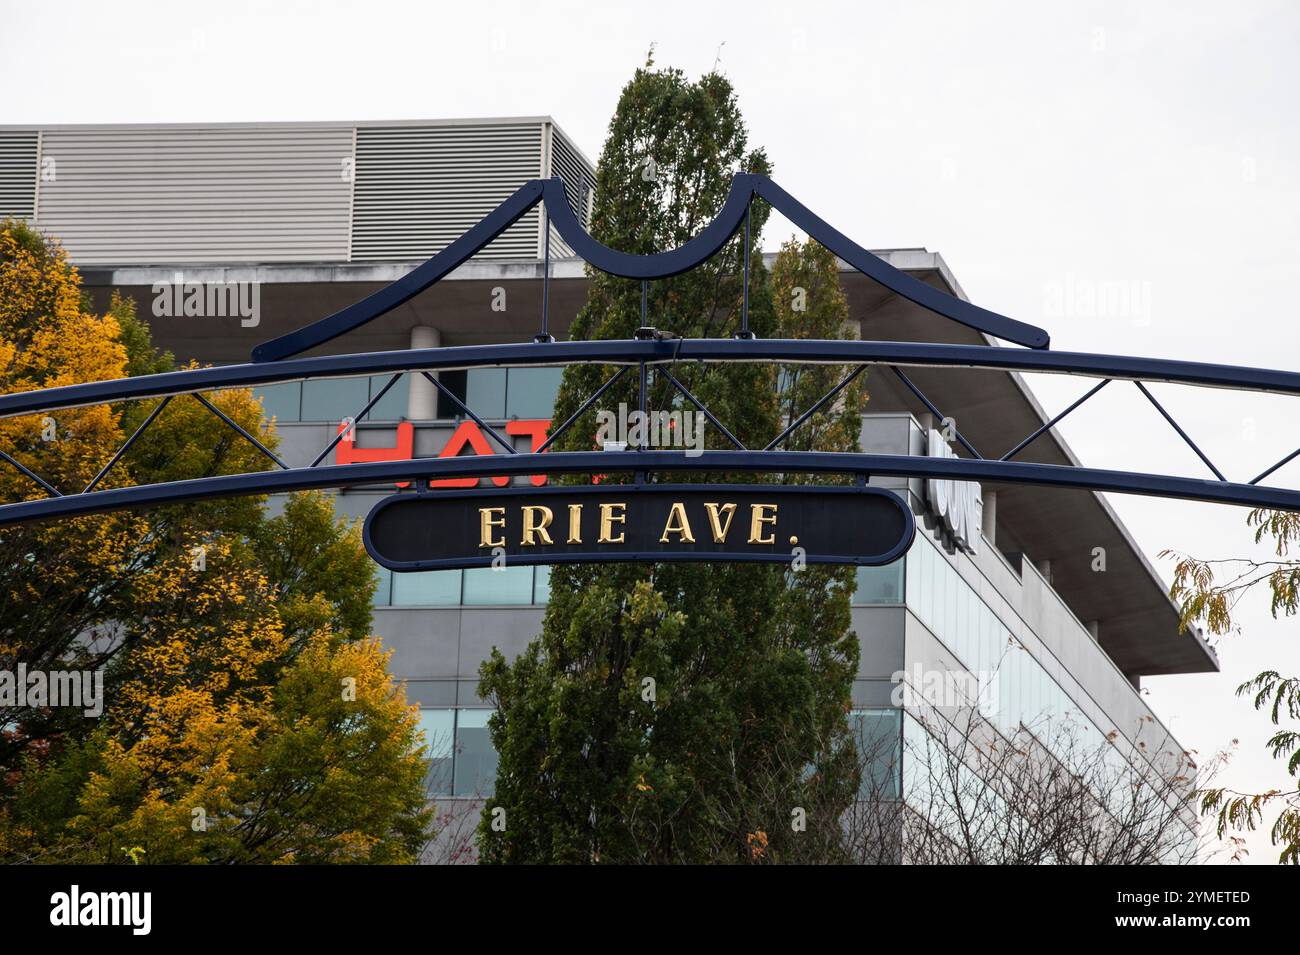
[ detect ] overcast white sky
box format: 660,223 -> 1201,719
4,0 -> 1298,862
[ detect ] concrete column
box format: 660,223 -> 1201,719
407,326 -> 441,420
981,488 -> 997,546
1085,620 -> 1100,641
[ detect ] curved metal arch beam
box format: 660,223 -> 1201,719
250,180 -> 546,364
750,178 -> 1051,350
7,338 -> 1300,422
537,175 -> 756,280
1,450 -> 1298,529
251,173 -> 1050,363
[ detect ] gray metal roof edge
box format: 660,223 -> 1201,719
0,116 -> 558,133
82,250 -> 938,286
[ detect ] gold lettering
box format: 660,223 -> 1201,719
479,507 -> 506,548
703,502 -> 737,542
748,503 -> 778,544
599,502 -> 627,543
521,505 -> 554,545
567,503 -> 583,544
659,501 -> 696,543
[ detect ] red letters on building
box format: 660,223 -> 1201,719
334,419 -> 551,488
336,420 -> 416,488
505,419 -> 550,487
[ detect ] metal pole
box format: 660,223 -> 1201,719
740,203 -> 751,338
538,210 -> 553,343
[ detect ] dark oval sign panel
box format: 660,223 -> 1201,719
364,484 -> 914,572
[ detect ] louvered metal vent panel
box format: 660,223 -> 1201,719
33,126 -> 354,265
0,131 -> 38,219
550,127 -> 595,228
546,126 -> 596,260
350,124 -> 544,262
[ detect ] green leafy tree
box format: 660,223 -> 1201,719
477,62 -> 863,864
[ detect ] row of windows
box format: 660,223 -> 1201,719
254,367 -> 564,424
374,562 -> 899,609
375,565 -> 551,607
417,706 -> 899,801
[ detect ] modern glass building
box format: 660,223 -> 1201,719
1,118 -> 1218,861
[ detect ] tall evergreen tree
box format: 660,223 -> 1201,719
477,62 -> 865,864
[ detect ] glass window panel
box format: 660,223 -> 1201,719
372,564 -> 391,607
463,565 -> 534,605
977,613 -> 998,670
435,370 -> 467,419
533,564 -> 551,604
854,558 -> 903,604
1000,643 -> 1016,728
900,540 -> 911,603
1037,663 -> 1053,731
986,632 -> 1003,728
977,598 -> 992,670
944,558 -> 957,646
925,547 -> 939,635
999,639 -> 1016,734
367,374 -> 410,421
391,569 -> 463,606
905,538 -> 922,609
465,369 -> 506,419
506,367 -> 563,419
301,376 -> 370,423
958,578 -> 972,636
960,603 -> 975,671
951,596 -> 969,668
977,607 -> 992,673
254,382 -> 301,424
417,708 -> 456,796
975,606 -> 991,673
1015,645 -> 1029,729
453,709 -> 498,797
902,713 -> 935,806
924,542 -> 939,632
1029,656 -> 1043,729
933,549 -> 947,638
851,708 -> 901,800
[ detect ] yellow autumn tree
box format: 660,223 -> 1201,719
0,220 -> 432,863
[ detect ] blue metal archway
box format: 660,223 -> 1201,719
1,173 -> 1298,526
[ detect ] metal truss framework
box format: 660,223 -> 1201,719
0,173 -> 1298,527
